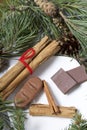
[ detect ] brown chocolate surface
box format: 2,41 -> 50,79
15,77 -> 43,109
67,65 -> 87,83
51,68 -> 77,94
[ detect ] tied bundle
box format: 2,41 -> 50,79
0,36 -> 61,100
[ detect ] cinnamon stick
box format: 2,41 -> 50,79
1,40 -> 61,100
29,104 -> 77,118
43,80 -> 60,113
0,36 -> 50,91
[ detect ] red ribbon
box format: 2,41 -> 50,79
19,48 -> 35,74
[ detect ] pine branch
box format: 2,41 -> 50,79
52,0 -> 87,51
10,109 -> 26,130
0,98 -> 26,130
0,0 -> 60,58
0,9 -> 39,57
68,112 -> 87,130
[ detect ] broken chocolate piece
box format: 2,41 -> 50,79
67,65 -> 87,83
15,77 -> 43,109
51,68 -> 77,94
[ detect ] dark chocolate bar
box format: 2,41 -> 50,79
51,68 -> 77,94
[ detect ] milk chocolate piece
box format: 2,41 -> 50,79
67,65 -> 87,83
51,69 -> 77,94
15,77 -> 43,109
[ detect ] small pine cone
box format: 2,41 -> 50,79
59,33 -> 81,57
53,17 -> 69,34
34,0 -> 57,17
53,18 -> 60,27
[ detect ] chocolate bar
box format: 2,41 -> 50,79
67,65 -> 87,83
15,77 -> 43,109
51,68 -> 77,94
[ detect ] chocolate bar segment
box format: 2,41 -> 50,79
67,65 -> 87,83
51,68 -> 77,94
15,77 -> 43,109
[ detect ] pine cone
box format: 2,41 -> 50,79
59,33 -> 81,57
53,17 -> 80,57
34,0 -> 57,17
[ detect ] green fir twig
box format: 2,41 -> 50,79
0,0 -> 60,58
52,0 -> 87,49
51,0 -> 87,68
0,98 -> 26,130
68,112 -> 87,130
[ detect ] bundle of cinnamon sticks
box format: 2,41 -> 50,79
0,36 -> 61,100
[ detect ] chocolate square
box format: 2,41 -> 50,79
67,65 -> 87,83
51,68 -> 77,94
